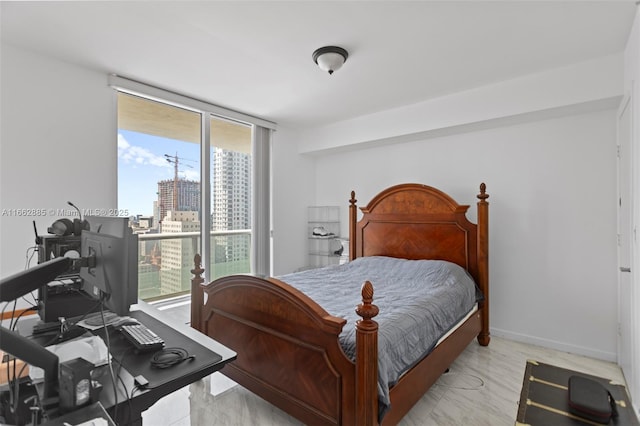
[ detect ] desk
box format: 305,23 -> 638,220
103,302 -> 236,425
41,402 -> 115,426
16,301 -> 236,426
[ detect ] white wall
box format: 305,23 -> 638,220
270,125 -> 316,276
311,110 -> 618,361
297,56 -> 624,362
1,45 -> 116,305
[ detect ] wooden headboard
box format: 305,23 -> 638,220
348,183 -> 489,289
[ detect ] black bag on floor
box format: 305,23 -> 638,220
568,375 -> 618,424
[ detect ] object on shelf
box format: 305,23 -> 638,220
308,206 -> 342,268
312,226 -> 334,237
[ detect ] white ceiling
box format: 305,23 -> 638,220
1,1 -> 636,128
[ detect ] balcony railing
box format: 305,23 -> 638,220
136,229 -> 251,301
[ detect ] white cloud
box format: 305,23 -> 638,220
181,169 -> 200,181
118,134 -> 130,149
118,133 -> 171,169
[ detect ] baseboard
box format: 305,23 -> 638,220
0,307 -> 32,321
490,327 -> 617,362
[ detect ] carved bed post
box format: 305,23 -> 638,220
355,281 -> 379,426
191,254 -> 205,331
349,191 -> 357,261
476,183 -> 490,346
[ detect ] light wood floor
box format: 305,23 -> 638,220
141,335 -> 628,426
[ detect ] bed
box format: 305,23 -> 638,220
190,183 -> 490,425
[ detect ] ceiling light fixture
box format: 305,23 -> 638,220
312,46 -> 348,75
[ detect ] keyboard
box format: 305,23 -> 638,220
120,324 -> 165,352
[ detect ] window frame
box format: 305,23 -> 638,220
111,75 -> 275,283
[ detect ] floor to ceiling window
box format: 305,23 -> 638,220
112,76 -> 274,301
210,116 -> 252,279
117,93 -> 203,300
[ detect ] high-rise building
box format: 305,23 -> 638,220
159,210 -> 200,295
212,148 -> 251,271
157,178 -> 200,226
153,201 -> 160,230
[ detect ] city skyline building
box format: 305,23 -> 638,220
212,148 -> 251,267
156,178 -> 200,226
159,210 -> 200,295
131,148 -> 252,297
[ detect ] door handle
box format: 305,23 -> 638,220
620,267 -> 631,273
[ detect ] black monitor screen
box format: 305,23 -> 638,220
80,218 -> 138,316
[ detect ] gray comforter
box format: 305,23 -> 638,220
278,256 -> 479,416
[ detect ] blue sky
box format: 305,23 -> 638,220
118,130 -> 200,216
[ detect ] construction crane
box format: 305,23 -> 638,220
164,153 -> 196,212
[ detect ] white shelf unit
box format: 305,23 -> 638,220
308,206 -> 342,268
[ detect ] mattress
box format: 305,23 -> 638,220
278,256 -> 480,415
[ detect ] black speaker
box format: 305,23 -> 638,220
58,357 -> 101,413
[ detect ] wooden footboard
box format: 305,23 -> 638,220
190,263 -> 379,425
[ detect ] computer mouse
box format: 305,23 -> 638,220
112,317 -> 140,328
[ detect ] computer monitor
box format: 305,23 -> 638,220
85,216 -> 131,238
80,217 -> 138,316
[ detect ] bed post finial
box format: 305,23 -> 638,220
355,281 -> 379,425
356,281 -> 379,320
349,190 -> 357,261
191,254 -> 204,283
477,182 -> 489,202
191,254 -> 205,331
